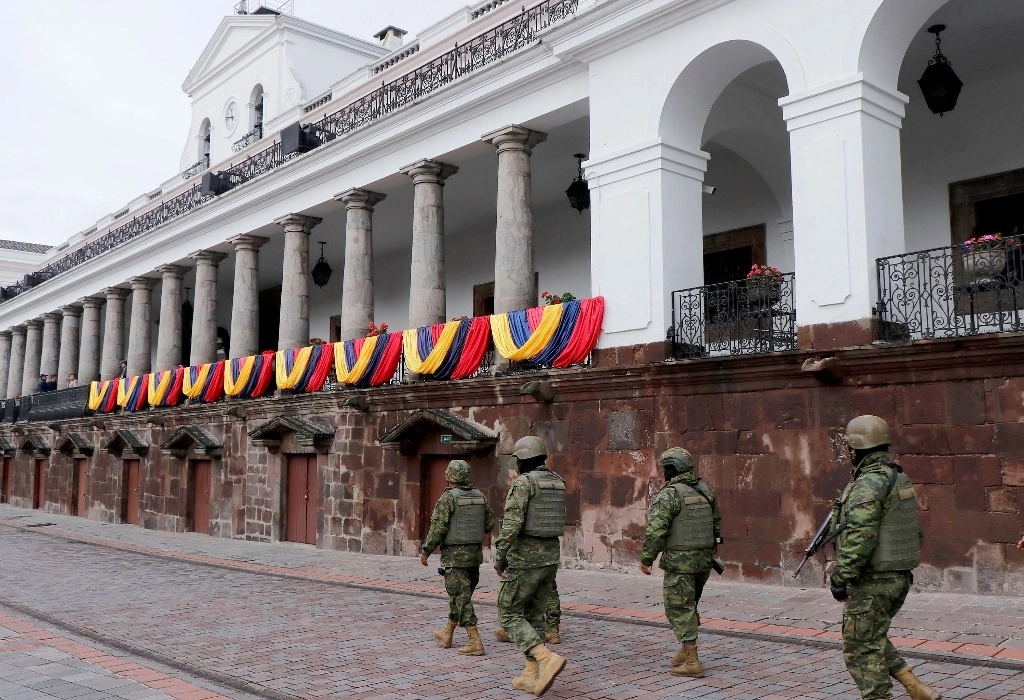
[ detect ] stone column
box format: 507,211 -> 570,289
78,297 -> 104,383
0,331 -> 11,398
56,306 -> 82,387
481,125 -> 547,314
189,251 -> 227,365
155,265 -> 186,371
336,189 -> 386,341
7,327 -> 25,398
274,214 -> 322,351
229,235 -> 269,358
40,312 -> 61,378
126,277 -> 154,376
400,161 -> 458,328
780,77 -> 908,348
22,319 -> 42,396
100,287 -> 128,380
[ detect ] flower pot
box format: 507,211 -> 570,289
746,281 -> 780,308
963,248 -> 1007,284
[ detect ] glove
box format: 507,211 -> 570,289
830,582 -> 849,602
494,559 -> 507,577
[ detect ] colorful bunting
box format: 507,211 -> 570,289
117,374 -> 150,413
402,316 -> 491,379
148,368 -> 184,408
183,361 -> 225,403
225,351 -> 276,398
276,344 -> 334,392
334,333 -> 403,387
490,296 -> 604,367
88,379 -> 120,414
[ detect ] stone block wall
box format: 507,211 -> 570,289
2,333 -> 1023,594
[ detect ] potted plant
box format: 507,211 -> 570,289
962,233 -> 1019,284
366,321 -> 389,337
745,264 -> 782,307
541,291 -> 576,305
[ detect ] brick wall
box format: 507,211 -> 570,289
3,333 -> 1023,595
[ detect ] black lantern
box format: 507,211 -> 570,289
311,241 -> 333,287
917,24 -> 963,117
182,286 -> 193,317
565,153 -> 590,214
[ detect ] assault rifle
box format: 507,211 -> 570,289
792,503 -> 844,578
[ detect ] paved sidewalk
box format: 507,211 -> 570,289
0,606 -> 249,700
3,504 -> 1024,670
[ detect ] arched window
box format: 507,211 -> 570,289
249,84 -> 265,138
199,118 -> 211,164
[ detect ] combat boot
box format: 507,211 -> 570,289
544,630 -> 561,644
670,643 -> 705,678
511,659 -> 538,693
894,667 -> 942,700
458,626 -> 485,656
529,643 -> 566,697
670,644 -> 687,667
433,620 -> 456,648
495,628 -> 512,642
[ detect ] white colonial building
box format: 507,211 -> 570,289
1,0 -> 1022,593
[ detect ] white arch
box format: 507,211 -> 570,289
858,0 -> 951,90
198,118 -> 212,162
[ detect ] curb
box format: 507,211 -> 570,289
4,517 -> 1024,673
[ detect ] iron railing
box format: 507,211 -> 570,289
231,125 -> 263,153
876,236 -> 1024,341
670,274 -> 797,359
0,0 -> 580,304
182,155 -> 210,179
309,0 -> 579,142
26,386 -> 90,421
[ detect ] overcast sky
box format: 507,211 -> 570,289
0,0 -> 473,248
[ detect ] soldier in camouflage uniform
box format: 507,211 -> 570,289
495,435 -> 567,697
420,459 -> 496,656
640,447 -> 721,678
494,585 -> 561,644
830,416 -> 941,700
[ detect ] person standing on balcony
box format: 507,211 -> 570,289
66,374 -> 78,388
118,360 -> 127,379
640,447 -> 721,678
36,374 -> 47,393
420,459 -> 495,657
830,416 -> 940,700
495,435 -> 567,697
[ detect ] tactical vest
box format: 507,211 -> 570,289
521,470 -> 566,538
443,487 -> 487,546
665,482 -> 715,551
838,466 -> 921,572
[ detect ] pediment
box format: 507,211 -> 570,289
248,415 -> 333,454
101,430 -> 149,457
19,434 -> 51,456
183,16 -> 276,93
377,409 -> 497,453
161,426 -> 223,459
56,433 -> 94,456
0,436 -> 16,455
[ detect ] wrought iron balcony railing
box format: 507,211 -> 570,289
669,274 -> 797,359
231,125 -> 263,153
182,155 -> 210,179
876,236 -> 1024,341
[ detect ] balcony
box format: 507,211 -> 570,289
669,274 -> 797,359
876,235 -> 1024,341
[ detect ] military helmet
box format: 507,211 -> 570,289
512,435 -> 547,460
444,459 -> 472,486
659,447 -> 695,473
845,415 -> 891,450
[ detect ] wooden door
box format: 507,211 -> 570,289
190,460 -> 212,535
1,457 -> 11,503
123,459 -> 140,525
73,458 -> 88,516
32,460 -> 46,509
420,457 -> 451,540
285,455 -> 317,544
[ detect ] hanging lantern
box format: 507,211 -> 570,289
565,153 -> 590,214
182,286 -> 193,317
311,241 -> 333,287
918,24 -> 963,117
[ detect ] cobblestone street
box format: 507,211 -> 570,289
2,508 -> 1024,698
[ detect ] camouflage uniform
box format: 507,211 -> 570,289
641,471 -> 721,644
421,478 -> 496,628
495,465 -> 563,656
831,450 -> 921,700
